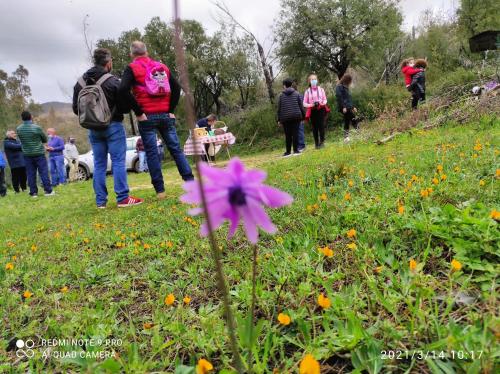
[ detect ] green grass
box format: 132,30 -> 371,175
0,116 -> 499,373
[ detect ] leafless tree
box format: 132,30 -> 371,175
212,1 -> 276,104
83,15 -> 93,63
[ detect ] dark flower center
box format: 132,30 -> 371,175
228,186 -> 247,206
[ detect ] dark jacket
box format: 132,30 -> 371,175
277,87 -> 305,123
72,66 -> 124,122
410,70 -> 426,95
335,84 -> 353,112
118,65 -> 181,116
3,137 -> 25,168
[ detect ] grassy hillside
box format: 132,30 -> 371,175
0,115 -> 499,373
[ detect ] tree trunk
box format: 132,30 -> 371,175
256,41 -> 274,104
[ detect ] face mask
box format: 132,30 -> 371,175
311,79 -> 318,87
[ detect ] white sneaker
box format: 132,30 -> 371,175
45,191 -> 56,197
31,194 -> 38,198
344,137 -> 351,143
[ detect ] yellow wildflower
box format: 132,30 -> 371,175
183,296 -> 191,305
299,354 -> 320,374
490,210 -> 500,220
479,180 -> 485,186
164,294 -> 175,306
319,246 -> 333,258
60,286 -> 69,293
5,262 -> 14,270
346,242 -> 357,250
398,205 -> 405,215
196,358 -> 214,374
317,293 -> 331,309
441,174 -> 447,181
348,180 -> 354,187
143,323 -> 154,329
344,192 -> 351,201
432,178 -> 439,185
451,259 -> 462,272
409,259 -> 417,272
345,229 -> 356,239
23,290 -> 33,299
277,313 -> 291,326
319,193 -> 327,201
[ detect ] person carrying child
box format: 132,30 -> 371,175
401,58 -> 425,109
409,59 -> 427,109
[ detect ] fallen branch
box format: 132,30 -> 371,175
376,133 -> 399,145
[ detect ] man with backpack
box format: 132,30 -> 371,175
72,48 -> 143,208
118,41 -> 194,200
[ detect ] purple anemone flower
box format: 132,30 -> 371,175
180,158 -> 293,243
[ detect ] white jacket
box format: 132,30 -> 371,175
64,143 -> 79,159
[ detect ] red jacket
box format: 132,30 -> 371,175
401,66 -> 422,86
129,57 -> 171,114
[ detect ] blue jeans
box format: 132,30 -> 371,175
138,151 -> 148,172
24,155 -> 52,195
49,155 -> 66,186
88,122 -> 129,206
138,114 -> 194,193
298,121 -> 306,150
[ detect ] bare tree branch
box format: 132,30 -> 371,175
82,15 -> 93,63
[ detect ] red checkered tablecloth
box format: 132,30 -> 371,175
184,132 -> 236,156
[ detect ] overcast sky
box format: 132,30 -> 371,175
0,0 -> 458,103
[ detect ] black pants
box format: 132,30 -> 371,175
0,168 -> 6,196
310,108 -> 326,146
343,110 -> 359,137
412,92 -> 426,109
11,166 -> 27,192
283,120 -> 300,154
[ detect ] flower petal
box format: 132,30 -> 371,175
225,206 -> 240,239
240,206 -> 259,243
241,169 -> 267,185
227,158 -> 245,182
247,197 -> 277,234
256,186 -> 294,208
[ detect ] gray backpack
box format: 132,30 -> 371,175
77,73 -> 114,130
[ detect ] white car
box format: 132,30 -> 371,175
74,136 -> 141,180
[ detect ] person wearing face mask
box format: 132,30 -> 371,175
303,74 -> 328,149
64,137 -> 79,182
46,128 -> 66,186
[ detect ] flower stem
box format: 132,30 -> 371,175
172,2 -> 244,371
248,244 -> 258,372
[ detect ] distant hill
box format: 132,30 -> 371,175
40,101 -> 73,114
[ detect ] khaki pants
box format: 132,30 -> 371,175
68,157 -> 79,182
